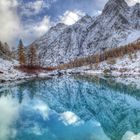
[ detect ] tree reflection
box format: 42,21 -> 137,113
26,80 -> 38,100
0,76 -> 140,140
17,84 -> 24,104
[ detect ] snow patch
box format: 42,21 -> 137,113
120,30 -> 140,46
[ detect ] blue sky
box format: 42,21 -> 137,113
0,0 -> 139,46
18,0 -> 104,22
16,0 -> 106,46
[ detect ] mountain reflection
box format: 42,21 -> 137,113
0,76 -> 140,140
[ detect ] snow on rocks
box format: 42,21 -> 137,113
31,0 -> 140,67
120,30 -> 140,46
0,59 -> 46,84
0,58 -> 25,82
99,51 -> 140,76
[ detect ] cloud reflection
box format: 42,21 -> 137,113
122,131 -> 140,140
60,111 -> 84,126
0,96 -> 19,140
34,102 -> 50,120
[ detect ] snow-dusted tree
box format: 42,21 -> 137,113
18,39 -> 26,66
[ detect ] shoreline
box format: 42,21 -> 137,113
0,68 -> 140,88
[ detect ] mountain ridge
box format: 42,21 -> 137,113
32,0 -> 140,66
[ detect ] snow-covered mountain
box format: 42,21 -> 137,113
33,0 -> 140,66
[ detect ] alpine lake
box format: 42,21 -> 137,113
0,75 -> 140,140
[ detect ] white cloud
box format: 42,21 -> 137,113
19,0 -> 57,17
20,0 -> 45,16
0,0 -> 21,45
29,0 -> 44,13
126,0 -> 140,6
20,16 -> 51,44
59,10 -> 85,25
33,16 -> 51,36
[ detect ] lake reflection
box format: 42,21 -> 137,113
0,76 -> 140,140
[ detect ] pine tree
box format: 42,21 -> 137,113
94,54 -> 100,68
18,39 -> 26,67
28,45 -> 38,68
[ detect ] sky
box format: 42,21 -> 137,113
0,0 -> 139,47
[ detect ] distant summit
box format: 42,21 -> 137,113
31,0 -> 140,66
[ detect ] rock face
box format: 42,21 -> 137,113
33,0 -> 140,66
0,41 -> 12,60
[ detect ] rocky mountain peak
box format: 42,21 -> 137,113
76,15 -> 92,25
48,23 -> 67,32
31,0 -> 140,66
133,2 -> 140,12
134,2 -> 140,6
102,0 -> 128,15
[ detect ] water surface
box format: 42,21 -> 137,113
0,76 -> 140,140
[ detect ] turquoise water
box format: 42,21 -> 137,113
0,76 -> 140,140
